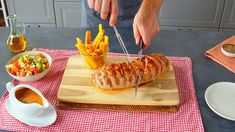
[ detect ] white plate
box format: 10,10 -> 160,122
5,98 -> 57,127
205,82 -> 235,121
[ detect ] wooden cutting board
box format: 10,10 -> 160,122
57,56 -> 180,107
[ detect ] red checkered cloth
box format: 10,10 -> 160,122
0,48 -> 204,132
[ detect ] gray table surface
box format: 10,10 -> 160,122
0,27 -> 235,132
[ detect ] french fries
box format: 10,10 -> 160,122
85,31 -> 91,44
75,23 -> 109,69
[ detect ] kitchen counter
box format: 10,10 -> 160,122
0,27 -> 235,132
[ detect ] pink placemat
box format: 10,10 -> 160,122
0,48 -> 204,132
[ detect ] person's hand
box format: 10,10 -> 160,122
133,0 -> 163,49
88,0 -> 119,27
133,10 -> 160,49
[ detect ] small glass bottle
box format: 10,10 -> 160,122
7,15 -> 27,53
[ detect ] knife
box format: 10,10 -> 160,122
135,39 -> 144,97
113,26 -> 131,63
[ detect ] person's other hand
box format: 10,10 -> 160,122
133,9 -> 160,49
88,0 -> 119,27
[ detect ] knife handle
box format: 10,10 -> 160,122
139,39 -> 144,49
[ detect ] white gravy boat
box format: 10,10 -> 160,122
6,82 -> 49,117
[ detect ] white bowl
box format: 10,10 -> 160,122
221,43 -> 235,57
6,51 -> 52,82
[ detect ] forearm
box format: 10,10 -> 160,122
139,0 -> 163,14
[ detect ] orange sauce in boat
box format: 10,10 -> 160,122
15,87 -> 43,106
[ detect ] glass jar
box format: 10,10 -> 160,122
7,15 -> 27,53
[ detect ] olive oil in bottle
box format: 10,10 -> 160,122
7,34 -> 27,53
7,15 -> 27,53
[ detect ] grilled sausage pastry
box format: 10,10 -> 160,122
92,53 -> 170,89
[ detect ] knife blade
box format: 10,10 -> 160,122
135,39 -> 144,97
113,26 -> 131,63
